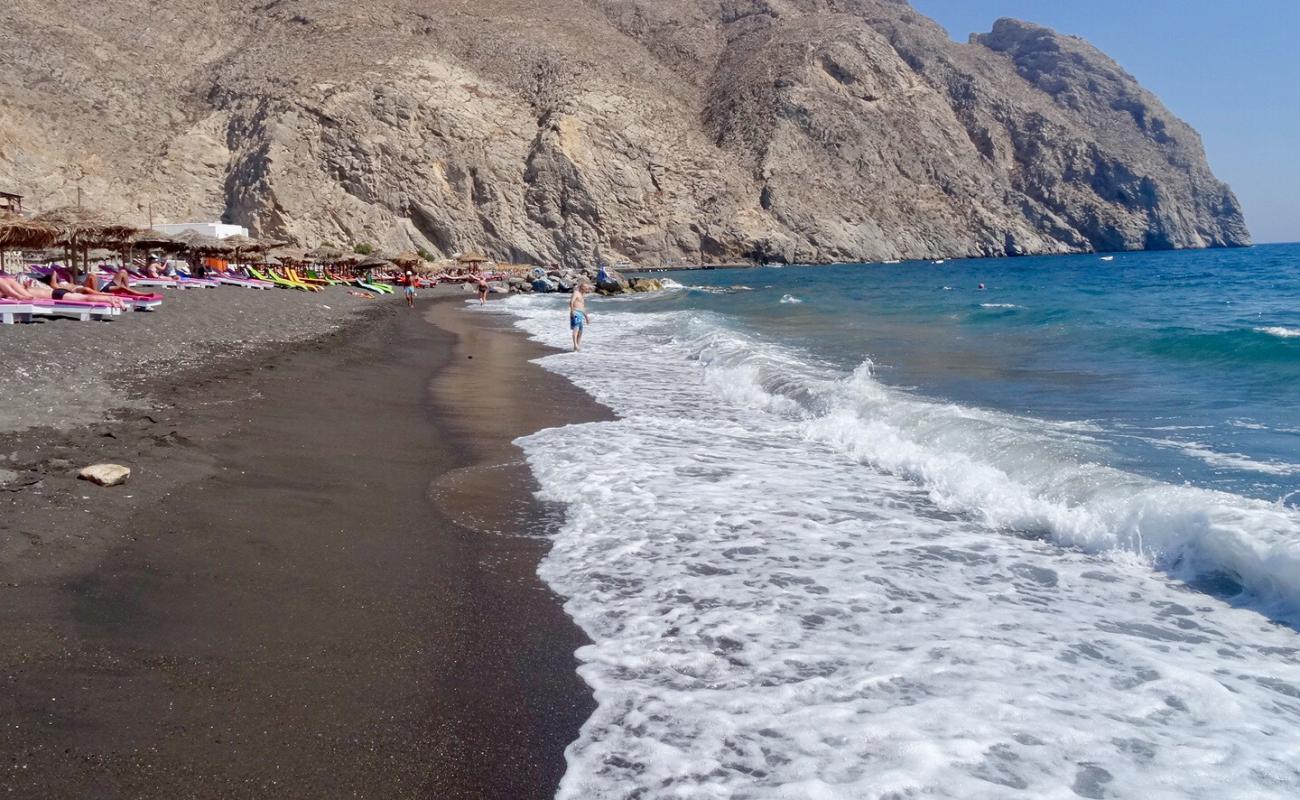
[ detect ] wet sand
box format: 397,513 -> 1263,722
0,295 -> 607,798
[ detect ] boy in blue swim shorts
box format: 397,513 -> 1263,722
569,283 -> 590,351
403,271 -> 416,308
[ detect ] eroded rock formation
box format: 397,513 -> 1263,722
0,1 -> 1249,265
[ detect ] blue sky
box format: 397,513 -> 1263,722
910,0 -> 1300,243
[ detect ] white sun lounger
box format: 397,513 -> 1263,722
0,302 -> 34,324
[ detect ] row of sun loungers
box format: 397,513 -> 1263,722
1,261 -> 416,325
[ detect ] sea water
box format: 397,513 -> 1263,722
486,244 -> 1300,799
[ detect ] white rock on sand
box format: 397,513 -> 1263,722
78,464 -> 131,487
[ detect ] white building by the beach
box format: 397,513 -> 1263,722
153,222 -> 249,240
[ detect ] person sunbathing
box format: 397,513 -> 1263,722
103,269 -> 158,298
33,273 -> 127,308
0,275 -> 37,302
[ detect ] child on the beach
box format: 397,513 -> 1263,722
404,271 -> 416,308
569,283 -> 590,351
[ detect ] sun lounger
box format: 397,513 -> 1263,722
22,298 -> 121,322
357,279 -> 391,294
248,266 -> 318,291
0,300 -> 34,324
213,274 -> 274,289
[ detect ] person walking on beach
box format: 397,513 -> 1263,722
476,274 -> 489,305
404,271 -> 416,308
569,282 -> 590,352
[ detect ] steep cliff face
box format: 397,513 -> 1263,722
0,0 -> 1249,265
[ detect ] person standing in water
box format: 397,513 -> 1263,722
476,274 -> 489,305
569,282 -> 590,352
404,271 -> 417,308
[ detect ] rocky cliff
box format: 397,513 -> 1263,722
0,0 -> 1250,265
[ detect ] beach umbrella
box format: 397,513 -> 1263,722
34,206 -> 138,247
0,210 -> 58,251
222,234 -> 265,265
129,230 -> 186,251
124,230 -> 186,266
34,206 -> 138,279
457,251 -> 490,269
356,255 -> 393,274
308,245 -> 345,263
172,229 -> 231,254
392,250 -> 422,267
267,246 -> 308,264
262,256 -> 283,267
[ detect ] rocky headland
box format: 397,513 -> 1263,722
0,0 -> 1249,266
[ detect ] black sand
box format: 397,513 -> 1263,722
0,295 -> 606,798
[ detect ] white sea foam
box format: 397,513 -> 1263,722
1256,326 -> 1300,338
1151,438 -> 1300,476
488,295 -> 1300,798
682,284 -> 756,295
779,294 -> 803,304
979,303 -> 1022,309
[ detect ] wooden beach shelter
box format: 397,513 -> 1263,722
33,206 -> 138,280
0,191 -> 24,214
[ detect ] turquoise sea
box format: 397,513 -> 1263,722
492,244 -> 1300,798
645,244 -> 1300,505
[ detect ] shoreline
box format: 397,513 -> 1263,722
1,293 -> 606,797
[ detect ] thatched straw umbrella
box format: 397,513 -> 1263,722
0,210 -> 58,252
0,212 -> 56,276
308,245 -> 345,264
123,230 -> 186,270
357,254 -> 393,272
268,246 -> 308,264
130,230 -> 186,250
169,230 -> 232,276
222,234 -> 268,265
34,206 -> 138,279
169,230 -> 220,252
392,250 -> 422,268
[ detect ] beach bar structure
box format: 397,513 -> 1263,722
1,191 -> 23,214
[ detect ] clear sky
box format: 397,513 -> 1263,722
910,0 -> 1300,243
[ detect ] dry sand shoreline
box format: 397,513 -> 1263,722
0,290 -> 605,797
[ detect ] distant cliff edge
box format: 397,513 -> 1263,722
0,1 -> 1250,265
